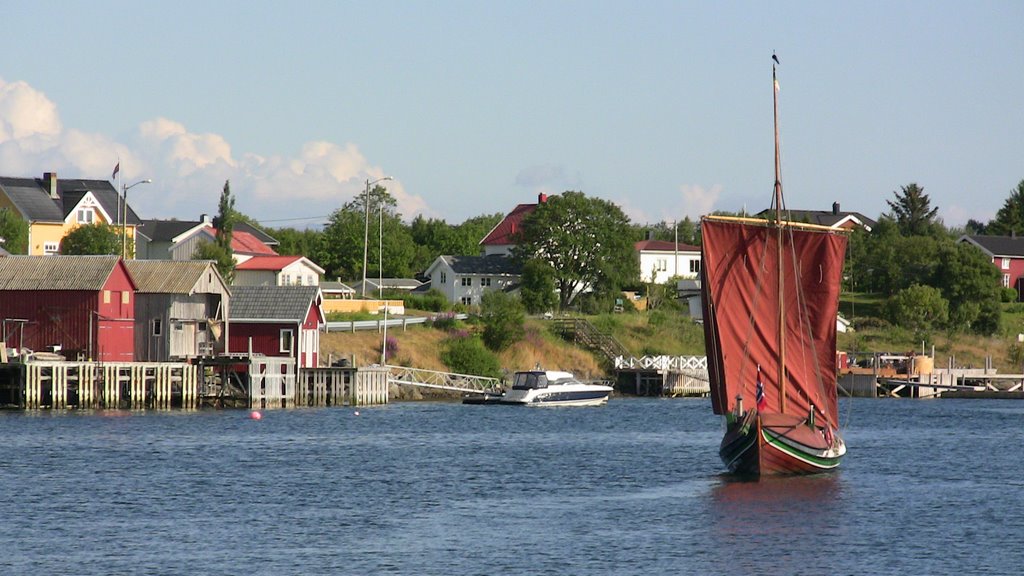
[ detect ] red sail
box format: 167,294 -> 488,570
701,218 -> 846,427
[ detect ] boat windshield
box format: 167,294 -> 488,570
512,372 -> 548,390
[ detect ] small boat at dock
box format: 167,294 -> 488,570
498,370 -> 612,407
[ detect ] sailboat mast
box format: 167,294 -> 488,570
773,55 -> 787,414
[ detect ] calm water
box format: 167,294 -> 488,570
1,397 -> 1021,575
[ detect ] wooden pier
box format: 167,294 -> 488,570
0,357 -> 391,410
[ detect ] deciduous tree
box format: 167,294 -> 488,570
60,223 -> 121,255
0,208 -> 28,254
512,191 -> 636,309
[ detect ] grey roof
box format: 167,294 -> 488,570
442,255 -> 522,275
0,175 -> 140,225
350,278 -> 424,291
124,259 -> 229,295
755,207 -> 876,229
0,255 -> 123,291
230,285 -> 320,322
959,235 -> 1024,258
137,218 -> 277,245
321,280 -> 355,293
137,219 -> 203,242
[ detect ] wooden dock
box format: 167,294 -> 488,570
0,357 -> 391,410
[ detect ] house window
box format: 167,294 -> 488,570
440,272 -> 447,284
1003,274 -> 1011,288
460,296 -> 472,306
656,258 -> 668,271
480,278 -> 492,287
280,329 -> 294,354
103,290 -> 111,304
152,319 -> 163,337
690,260 -> 701,274
307,275 -> 314,285
1002,258 -> 1011,270
283,274 -> 292,285
43,242 -> 59,255
121,291 -> 130,304
297,275 -> 304,285
77,208 -> 95,224
461,277 -> 472,287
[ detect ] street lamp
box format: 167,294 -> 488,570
122,178 -> 152,259
362,176 -> 392,297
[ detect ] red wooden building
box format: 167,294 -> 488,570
0,255 -> 137,361
227,285 -> 324,368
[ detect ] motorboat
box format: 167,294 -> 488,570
499,370 -> 612,406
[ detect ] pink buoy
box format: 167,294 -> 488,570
250,410 -> 262,420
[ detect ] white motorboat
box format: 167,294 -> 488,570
499,370 -> 612,406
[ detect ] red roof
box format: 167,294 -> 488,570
634,240 -> 701,252
480,203 -> 538,246
236,255 -> 303,271
203,226 -> 278,256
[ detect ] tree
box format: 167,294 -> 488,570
480,290 -> 525,352
60,223 -> 121,255
193,240 -> 235,282
0,208 -> 28,254
199,180 -> 238,283
321,184 -> 415,282
886,183 -> 940,236
986,179 -> 1024,236
512,191 -> 637,309
519,258 -> 558,313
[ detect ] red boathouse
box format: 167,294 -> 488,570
0,255 -> 137,362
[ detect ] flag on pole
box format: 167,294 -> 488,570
755,365 -> 767,412
112,162 -> 120,180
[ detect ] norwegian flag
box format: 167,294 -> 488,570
755,365 -> 767,412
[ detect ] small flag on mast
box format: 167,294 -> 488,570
112,162 -> 120,180
755,365 -> 767,412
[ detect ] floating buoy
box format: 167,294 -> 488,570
250,410 -> 262,420
353,411 -> 360,416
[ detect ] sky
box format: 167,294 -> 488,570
1,1 -> 1022,230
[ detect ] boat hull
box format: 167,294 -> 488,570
499,389 -> 611,407
719,413 -> 845,476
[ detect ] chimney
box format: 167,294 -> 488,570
832,202 -> 840,215
43,172 -> 58,199
201,213 -> 212,224
538,193 -> 548,204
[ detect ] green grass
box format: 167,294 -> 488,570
839,292 -> 885,321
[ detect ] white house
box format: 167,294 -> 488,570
424,255 -> 522,306
233,255 -> 325,287
635,240 -> 701,284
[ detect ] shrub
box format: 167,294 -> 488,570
1001,288 -> 1020,303
402,289 -> 449,312
480,291 -> 525,351
428,312 -> 460,331
440,335 -> 501,378
886,284 -> 948,342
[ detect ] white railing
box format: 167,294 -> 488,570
383,364 -> 501,393
614,355 -> 707,372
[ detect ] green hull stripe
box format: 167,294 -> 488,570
762,429 -> 842,468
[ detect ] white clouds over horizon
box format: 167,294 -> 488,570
0,78 -> 429,227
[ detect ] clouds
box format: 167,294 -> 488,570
0,78 -> 429,228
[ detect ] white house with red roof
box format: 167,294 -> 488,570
478,193 -> 548,256
635,239 -> 701,284
233,255 -> 325,287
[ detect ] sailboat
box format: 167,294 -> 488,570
699,55 -> 847,476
